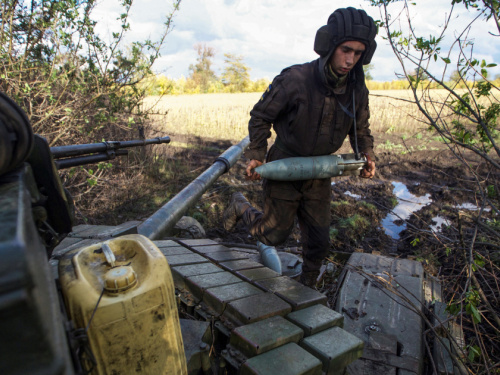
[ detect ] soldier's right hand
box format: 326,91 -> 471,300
245,160 -> 263,181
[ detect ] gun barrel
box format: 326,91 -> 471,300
138,136 -> 250,240
54,149 -> 128,169
50,136 -> 170,159
253,154 -> 367,181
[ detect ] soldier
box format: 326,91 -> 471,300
223,8 -> 377,287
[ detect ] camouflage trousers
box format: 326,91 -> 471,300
241,178 -> 331,272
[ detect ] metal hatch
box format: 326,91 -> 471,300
336,253 -> 425,375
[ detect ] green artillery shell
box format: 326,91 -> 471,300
254,154 -> 366,181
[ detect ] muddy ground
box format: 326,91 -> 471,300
151,132 -> 487,261
83,131 -> 493,265
73,130 -> 499,372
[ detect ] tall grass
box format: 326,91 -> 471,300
369,90 -> 424,134
144,93 -> 259,142
144,90 -> 432,143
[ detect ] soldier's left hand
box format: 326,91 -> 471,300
360,159 -> 376,179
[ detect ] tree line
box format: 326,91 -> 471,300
142,52 -> 500,95
143,43 -> 270,95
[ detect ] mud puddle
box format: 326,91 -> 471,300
382,181 -> 432,240
429,215 -> 451,232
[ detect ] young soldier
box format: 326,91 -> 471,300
224,8 -> 377,287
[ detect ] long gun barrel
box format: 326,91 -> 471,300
50,136 -> 170,169
254,153 -> 367,181
138,136 -> 250,240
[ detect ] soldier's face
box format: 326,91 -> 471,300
329,40 -> 365,76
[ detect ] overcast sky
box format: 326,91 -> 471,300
94,0 -> 500,82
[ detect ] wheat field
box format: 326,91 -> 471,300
143,91 -> 441,143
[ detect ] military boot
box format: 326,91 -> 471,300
299,270 -> 320,288
223,192 -> 251,231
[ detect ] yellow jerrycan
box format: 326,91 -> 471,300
59,234 -> 187,375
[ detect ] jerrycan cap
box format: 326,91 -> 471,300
103,266 -> 138,293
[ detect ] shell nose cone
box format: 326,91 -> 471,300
257,241 -> 282,275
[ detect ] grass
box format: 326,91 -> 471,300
143,90 -> 432,142
338,214 -> 369,230
389,197 -> 399,208
143,93 -> 260,142
140,87 -> 499,148
331,200 -> 350,208
378,140 -> 405,151
144,90 -> 493,159
357,201 -> 376,211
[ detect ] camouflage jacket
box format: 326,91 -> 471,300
244,59 -> 374,163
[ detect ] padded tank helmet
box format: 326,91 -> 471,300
314,7 -> 377,65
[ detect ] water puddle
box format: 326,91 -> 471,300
381,183 -> 491,239
382,182 -> 432,240
430,215 -> 450,232
345,191 -> 362,199
334,179 -> 489,241
457,203 -> 490,212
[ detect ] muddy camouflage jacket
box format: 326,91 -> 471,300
244,59 -> 374,163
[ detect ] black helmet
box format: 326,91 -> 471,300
314,7 -> 377,65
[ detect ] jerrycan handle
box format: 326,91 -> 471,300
102,241 -> 116,268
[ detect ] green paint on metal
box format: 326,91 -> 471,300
274,285 -> 327,311
180,319 -> 212,375
204,250 -> 249,263
154,240 -> 179,247
90,221 -> 141,238
301,327 -> 364,374
253,154 -> 366,181
369,331 -> 397,354
52,237 -> 93,257
68,224 -> 94,236
236,268 -> 282,282
177,238 -> 219,247
165,253 -> 208,267
73,225 -> 116,237
286,304 -> 344,336
433,337 -> 454,375
190,244 -> 233,254
223,293 -> 292,327
240,343 -> 322,375
256,277 -> 327,310
171,263 -> 223,289
203,282 -> 263,315
158,247 -> 194,256
186,272 -> 243,300
219,259 -> 264,272
255,276 -> 302,292
336,253 -> 425,370
230,316 -> 304,358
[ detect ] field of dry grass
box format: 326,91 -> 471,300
143,90 -> 431,143
144,93 -> 259,142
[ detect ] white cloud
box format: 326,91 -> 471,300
93,0 -> 500,82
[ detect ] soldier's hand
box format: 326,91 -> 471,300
245,160 -> 263,181
360,159 -> 376,179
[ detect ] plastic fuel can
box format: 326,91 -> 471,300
58,234 -> 187,375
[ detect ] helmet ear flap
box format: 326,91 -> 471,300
363,39 -> 377,64
314,25 -> 334,57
